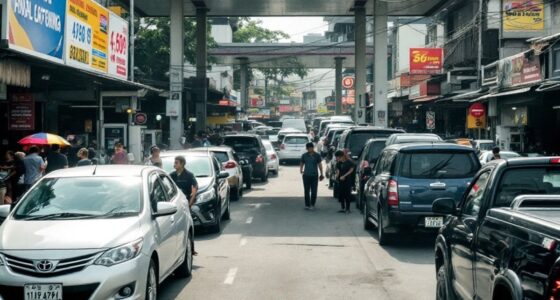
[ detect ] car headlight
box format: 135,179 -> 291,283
95,239 -> 143,267
196,189 -> 216,204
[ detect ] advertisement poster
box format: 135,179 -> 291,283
9,93 -> 35,131
108,12 -> 128,80
6,0 -> 66,63
410,48 -> 444,75
65,0 -> 109,73
503,0 -> 544,32
498,53 -> 542,88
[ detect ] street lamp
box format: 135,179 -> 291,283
156,114 -> 162,121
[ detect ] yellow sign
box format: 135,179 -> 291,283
66,0 -> 109,73
503,0 -> 544,32
467,115 -> 486,129
317,104 -> 328,114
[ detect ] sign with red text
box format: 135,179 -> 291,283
9,93 -> 35,131
108,12 -> 128,80
410,48 -> 443,75
342,76 -> 354,89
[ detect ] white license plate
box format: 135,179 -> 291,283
24,284 -> 62,300
425,217 -> 444,228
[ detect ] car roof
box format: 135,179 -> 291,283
44,165 -> 156,178
366,138 -> 388,143
346,126 -> 403,133
160,150 -> 214,158
223,134 -> 260,138
500,156 -> 560,167
188,146 -> 233,153
284,133 -> 309,137
384,143 -> 475,152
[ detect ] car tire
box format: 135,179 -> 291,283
175,233 -> 193,278
363,204 -> 374,230
261,171 -> 268,182
210,207 -> 221,234
223,198 -> 231,221
377,206 -> 392,246
436,264 -> 456,300
145,259 -> 158,300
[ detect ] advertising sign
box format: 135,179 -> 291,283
503,0 -> 544,32
6,0 -> 66,63
410,48 -> 444,75
498,53 -> 542,88
66,0 -> 109,73
108,12 -> 128,80
468,103 -> 487,129
9,93 -> 35,131
342,76 -> 355,89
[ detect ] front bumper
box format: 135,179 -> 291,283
0,251 -> 150,300
191,198 -> 220,227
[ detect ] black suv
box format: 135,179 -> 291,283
363,143 -> 480,245
354,138 -> 387,210
223,134 -> 269,182
337,127 -> 404,161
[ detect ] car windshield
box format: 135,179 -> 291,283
347,132 -> 395,155
161,156 -> 213,177
495,167 -> 560,207
367,142 -> 386,161
224,137 -> 259,153
285,137 -> 308,144
13,177 -> 142,220
400,152 -> 479,179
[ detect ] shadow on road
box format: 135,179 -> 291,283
363,228 -> 436,265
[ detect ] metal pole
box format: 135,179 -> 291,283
130,0 -> 135,81
354,5 -> 366,124
373,0 -> 388,127
477,0 -> 484,86
195,8 -> 208,132
335,57 -> 344,115
239,58 -> 249,111
169,0 -> 184,149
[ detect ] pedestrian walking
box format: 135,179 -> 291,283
335,150 -> 355,214
300,142 -> 324,210
45,144 -> 68,174
76,148 -> 93,166
22,146 -> 45,192
145,146 -> 162,168
170,156 -> 199,255
111,143 -> 129,165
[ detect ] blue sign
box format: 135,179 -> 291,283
7,0 -> 67,63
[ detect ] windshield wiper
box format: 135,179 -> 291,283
94,211 -> 138,218
21,213 -> 97,220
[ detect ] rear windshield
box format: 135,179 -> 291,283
224,137 -> 259,152
347,132 -> 396,155
400,152 -> 479,179
285,136 -> 309,144
212,152 -> 229,163
495,167 -> 560,207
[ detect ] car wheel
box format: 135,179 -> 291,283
145,259 -> 158,300
363,203 -> 373,230
261,171 -> 268,182
230,187 -> 239,201
436,264 -> 456,300
223,198 -> 231,221
377,206 -> 392,246
175,233 -> 193,278
210,207 -> 221,234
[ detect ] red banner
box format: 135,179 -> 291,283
9,93 -> 35,131
410,48 -> 443,75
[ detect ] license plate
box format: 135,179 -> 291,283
425,217 -> 444,228
24,284 -> 62,300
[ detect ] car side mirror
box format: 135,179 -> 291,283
153,202 -> 177,217
218,171 -> 229,179
0,205 -> 11,218
432,198 -> 457,215
363,167 -> 373,176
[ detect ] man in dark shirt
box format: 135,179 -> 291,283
300,142 -> 324,210
335,150 -> 355,213
45,144 -> 68,174
170,156 -> 198,207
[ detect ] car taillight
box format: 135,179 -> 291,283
387,180 -> 399,206
280,144 -> 285,150
550,279 -> 560,300
256,155 -> 264,163
270,154 -> 277,160
551,157 -> 560,164
224,161 -> 237,169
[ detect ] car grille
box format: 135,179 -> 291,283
3,252 -> 100,277
0,283 -> 99,300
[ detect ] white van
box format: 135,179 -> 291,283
281,118 -> 307,133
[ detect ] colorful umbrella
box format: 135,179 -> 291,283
18,133 -> 71,146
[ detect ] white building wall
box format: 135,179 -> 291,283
395,24 -> 427,73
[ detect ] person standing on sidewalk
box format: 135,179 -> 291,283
335,150 -> 355,214
300,142 -> 324,210
22,146 -> 45,192
45,144 -> 68,174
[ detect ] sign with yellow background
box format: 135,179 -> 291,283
467,115 -> 486,129
503,0 -> 544,32
65,0 -> 109,73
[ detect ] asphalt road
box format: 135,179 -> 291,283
159,164 -> 436,300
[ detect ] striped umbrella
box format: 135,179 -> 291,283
18,133 -> 71,146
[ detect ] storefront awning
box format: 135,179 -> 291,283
471,87 -> 531,102
411,96 -> 440,103
536,80 -> 560,92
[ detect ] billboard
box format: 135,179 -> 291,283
108,12 -> 129,80
503,0 -> 544,32
6,0 -> 66,63
65,0 -> 109,73
498,52 -> 542,88
409,48 -> 443,75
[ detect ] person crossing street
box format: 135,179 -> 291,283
300,142 -> 324,210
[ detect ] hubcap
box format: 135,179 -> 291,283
147,266 -> 157,300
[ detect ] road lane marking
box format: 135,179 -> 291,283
224,267 -> 238,285
245,217 -> 253,224
240,238 -> 248,247
245,203 -> 271,209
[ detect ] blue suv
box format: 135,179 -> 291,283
362,143 -> 480,245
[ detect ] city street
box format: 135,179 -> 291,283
159,164 -> 436,300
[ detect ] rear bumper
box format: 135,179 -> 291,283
385,210 -> 445,233
251,163 -> 267,177
278,151 -> 303,160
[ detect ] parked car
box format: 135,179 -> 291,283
474,139 -> 495,153
189,146 -> 244,201
337,127 -> 405,161
281,118 -> 307,133
479,150 -> 521,164
223,134 -> 269,182
267,121 -> 283,129
432,157 -> 560,300
278,133 -> 311,163
312,117 -> 327,134
161,151 -> 230,233
320,125 -> 354,157
363,143 -> 480,245
385,133 -> 442,146
330,115 -> 353,122
0,165 -> 194,300
354,138 -> 387,211
318,119 -> 355,138
262,139 -> 279,175
277,128 -> 303,144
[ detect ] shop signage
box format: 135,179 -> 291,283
469,103 -> 486,118
65,0 -> 109,73
468,103 -> 487,129
503,0 -> 544,32
426,111 -> 435,130
342,76 -> 355,89
134,113 -> 147,125
409,81 -> 441,99
278,105 -> 292,113
6,0 -> 67,63
498,52 -> 542,88
166,100 -> 179,117
409,48 -> 443,75
108,12 -> 128,80
9,93 -> 35,131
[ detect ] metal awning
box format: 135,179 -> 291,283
471,87 -> 531,102
412,96 -> 440,103
536,80 -> 560,92
436,89 -> 486,103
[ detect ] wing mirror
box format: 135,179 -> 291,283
153,202 -> 178,217
0,205 -> 11,218
218,171 -> 230,179
432,198 -> 457,215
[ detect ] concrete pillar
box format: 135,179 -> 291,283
169,0 -> 184,149
373,0 -> 388,127
195,8 -> 208,132
354,5 -> 367,124
335,57 -> 344,115
238,57 -> 249,110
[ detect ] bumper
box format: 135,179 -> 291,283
384,210 -> 445,233
278,151 -> 302,160
251,163 -> 267,177
0,252 -> 150,300
267,160 -> 278,171
191,198 -> 220,227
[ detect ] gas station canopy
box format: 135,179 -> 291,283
132,0 -> 446,17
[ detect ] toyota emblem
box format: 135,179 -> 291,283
34,260 -> 56,273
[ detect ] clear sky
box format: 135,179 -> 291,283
254,17 -> 328,43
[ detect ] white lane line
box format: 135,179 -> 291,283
240,238 -> 248,247
245,217 -> 254,224
224,267 -> 238,285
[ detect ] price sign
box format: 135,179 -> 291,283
108,12 -> 129,79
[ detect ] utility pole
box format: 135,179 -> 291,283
477,0 -> 484,86
130,0 -> 135,82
